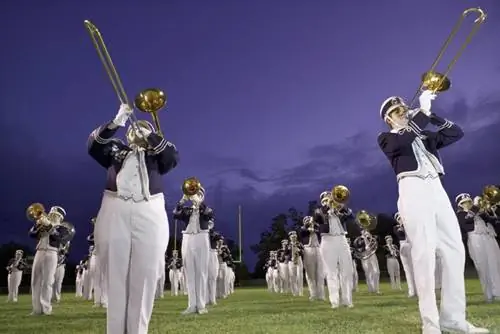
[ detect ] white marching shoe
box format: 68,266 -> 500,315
441,321 -> 489,333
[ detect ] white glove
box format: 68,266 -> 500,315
179,195 -> 188,205
134,127 -> 152,139
113,104 -> 133,127
418,90 -> 437,114
473,196 -> 481,206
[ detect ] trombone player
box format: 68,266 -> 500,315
87,103 -> 178,333
377,88 -> 488,333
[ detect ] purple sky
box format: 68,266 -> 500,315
1,0 -> 499,270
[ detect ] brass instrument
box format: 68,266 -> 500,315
83,20 -> 167,136
356,210 -> 377,231
353,231 -> 378,260
329,185 -> 350,209
55,222 -> 76,243
409,8 -> 487,106
483,185 -> 500,205
26,203 -> 47,223
182,177 -> 203,197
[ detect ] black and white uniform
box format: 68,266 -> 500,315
299,223 -> 325,300
88,121 -> 178,333
352,233 -> 380,294
314,206 -> 355,308
75,263 -> 84,297
6,253 -> 27,302
287,236 -> 304,297
217,244 -> 232,298
52,250 -> 67,302
384,239 -> 401,290
484,206 -> 500,298
378,103 -> 485,333
167,257 -> 182,296
276,243 -> 290,293
457,205 -> 500,301
173,202 -> 214,314
265,255 -> 279,293
394,224 -> 416,297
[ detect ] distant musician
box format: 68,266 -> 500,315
353,230 -> 380,294
300,216 -> 325,300
456,193 -> 499,302
384,235 -> 401,290
29,206 -> 66,315
75,261 -> 84,297
218,239 -> 233,298
394,212 -> 416,298
6,250 -> 27,303
207,226 -> 221,305
88,104 -> 178,333
377,90 -> 487,333
287,231 -> 304,297
167,251 -> 182,297
484,205 -> 500,299
265,251 -> 279,293
173,186 -> 213,314
276,239 -> 290,293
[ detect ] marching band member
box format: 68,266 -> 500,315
353,230 -> 380,294
29,206 -> 66,315
227,259 -> 236,294
287,231 -> 304,297
173,186 -> 213,314
456,193 -> 498,302
88,104 -> 178,333
300,216 -> 325,300
264,253 -> 273,292
346,239 -> 359,292
75,261 -> 84,297
207,227 -> 221,305
485,205 -> 500,299
314,191 -> 355,309
167,251 -> 182,297
89,219 -> 107,308
6,250 -> 26,303
377,91 -> 488,333
267,251 -> 280,293
276,239 -> 290,293
155,253 -> 166,299
220,240 -> 234,297
81,255 -> 90,299
52,244 -> 68,303
384,235 -> 401,290
84,245 -> 96,301
394,213 -> 416,297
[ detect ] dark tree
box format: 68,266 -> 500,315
287,207 -> 304,231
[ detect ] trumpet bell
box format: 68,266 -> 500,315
483,185 -> 500,204
182,177 -> 202,197
134,88 -> 166,114
331,185 -> 350,204
421,71 -> 451,92
26,203 -> 46,222
356,210 -> 377,230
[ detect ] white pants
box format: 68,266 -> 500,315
207,250 -> 219,304
303,246 -> 325,300
266,267 -> 273,291
75,274 -> 83,297
288,260 -> 303,296
352,260 -> 359,292
217,263 -> 228,298
387,257 -> 401,290
398,177 -> 466,333
179,269 -> 187,295
228,267 -> 235,293
31,250 -> 58,314
84,254 -> 97,300
467,233 -> 494,300
93,254 -> 108,306
486,233 -> 500,297
82,269 -> 89,297
168,269 -> 179,296
278,262 -> 289,293
155,259 -> 165,299
95,193 -> 169,334
400,241 -> 416,296
361,254 -> 380,293
7,271 -> 23,302
52,265 -> 65,302
182,232 -> 210,311
320,235 -> 353,307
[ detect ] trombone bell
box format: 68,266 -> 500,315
331,185 -> 350,207
483,185 -> 500,204
26,203 -> 46,222
182,177 -> 202,197
421,71 -> 451,92
134,88 -> 166,136
356,210 -> 377,230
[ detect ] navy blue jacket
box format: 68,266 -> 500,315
457,206 -> 481,234
378,112 -> 464,176
276,248 -> 288,263
209,230 -> 222,249
312,206 -> 359,236
299,224 -> 321,245
29,225 -> 64,248
173,203 -> 215,231
7,258 -> 27,272
87,121 -> 179,195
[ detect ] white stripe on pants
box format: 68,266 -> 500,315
182,232 -> 210,311
95,193 -> 169,334
398,177 -> 466,333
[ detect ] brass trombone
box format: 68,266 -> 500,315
356,210 -> 377,231
409,7 -> 487,106
330,185 -> 350,209
83,20 -> 167,136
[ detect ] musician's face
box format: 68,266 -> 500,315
15,253 -> 22,259
281,242 -> 287,249
386,237 -> 393,244
460,199 -> 473,211
290,235 -> 297,242
191,192 -> 204,205
173,252 -> 178,258
48,212 -> 63,225
387,107 -> 409,128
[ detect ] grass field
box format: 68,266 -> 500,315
1,280 -> 500,334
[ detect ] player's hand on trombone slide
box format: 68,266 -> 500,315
112,104 -> 133,127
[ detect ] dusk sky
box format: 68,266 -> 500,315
1,0 -> 499,270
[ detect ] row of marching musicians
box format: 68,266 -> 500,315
263,185 -> 500,309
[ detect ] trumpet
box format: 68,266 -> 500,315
83,20 -> 167,136
409,8 -> 486,106
356,210 -> 377,231
182,177 -> 203,198
26,203 -> 47,223
329,185 -> 350,210
483,185 -> 500,205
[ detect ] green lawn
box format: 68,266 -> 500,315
1,280 -> 499,334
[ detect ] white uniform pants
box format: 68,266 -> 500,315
8,271 -> 23,302
303,246 -> 325,300
31,249 -> 58,314
217,263 -> 228,298
228,267 -> 235,293
181,232 -> 210,311
155,259 -> 165,299
361,254 -> 380,293
93,254 -> 108,306
320,235 -> 353,307
266,267 -> 273,291
179,269 -> 187,295
95,193 -> 169,334
467,233 -> 494,300
207,250 -> 219,304
387,257 -> 401,289
278,262 -> 289,293
75,274 -> 83,297
352,259 -> 359,292
398,177 -> 466,333
168,269 -> 179,296
270,269 -> 279,292
399,241 -> 416,296
52,264 -> 65,302
486,233 -> 500,297
85,254 -> 97,300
